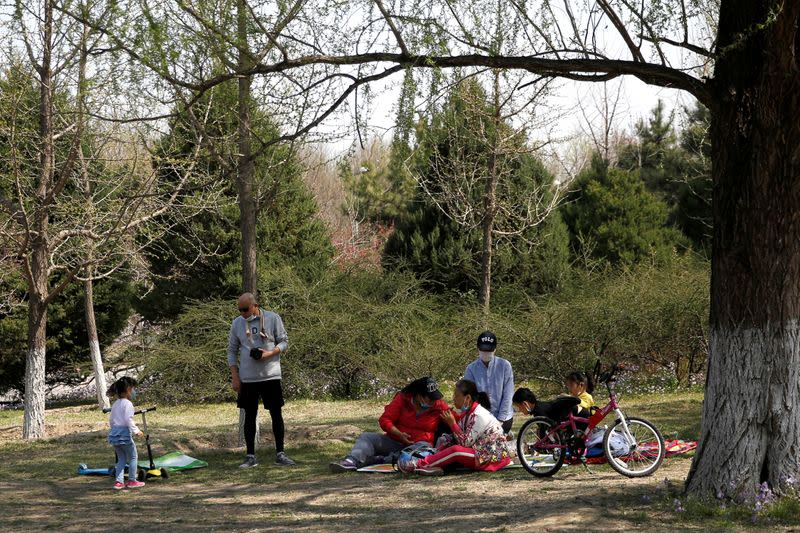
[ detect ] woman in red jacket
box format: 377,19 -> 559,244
330,377 -> 449,471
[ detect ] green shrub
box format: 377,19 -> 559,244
500,256 -> 710,389
136,268 -> 476,403
135,258 -> 709,403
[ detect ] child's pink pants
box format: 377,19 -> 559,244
415,445 -> 510,471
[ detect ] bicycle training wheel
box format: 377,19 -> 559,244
516,417 -> 565,477
603,416 -> 665,477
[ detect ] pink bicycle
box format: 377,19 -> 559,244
516,363 -> 665,478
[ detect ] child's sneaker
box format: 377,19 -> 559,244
112,481 -> 125,490
414,466 -> 444,476
125,480 -> 145,489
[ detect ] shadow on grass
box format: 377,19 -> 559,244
0,464 -> 691,532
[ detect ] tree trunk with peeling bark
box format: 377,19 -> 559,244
686,0 -> 800,499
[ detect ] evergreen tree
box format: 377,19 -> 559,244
562,155 -> 684,266
383,81 -> 569,297
135,80 -> 333,322
618,100 -> 686,208
674,103 -> 712,250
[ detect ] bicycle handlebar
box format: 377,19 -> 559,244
599,362 -> 626,384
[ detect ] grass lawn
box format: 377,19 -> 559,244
0,390 -> 794,531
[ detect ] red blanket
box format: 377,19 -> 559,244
576,439 -> 697,465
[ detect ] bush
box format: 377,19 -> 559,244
501,256 -> 710,389
135,258 -> 709,403
136,268 -> 477,403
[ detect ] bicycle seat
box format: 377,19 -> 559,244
533,396 -> 581,421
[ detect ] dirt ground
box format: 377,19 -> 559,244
0,395 -> 779,532
0,455 -> 701,532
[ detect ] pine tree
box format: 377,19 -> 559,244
383,80 -> 569,298
136,81 -> 333,322
562,155 -> 684,265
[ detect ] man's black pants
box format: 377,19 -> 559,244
237,379 -> 285,455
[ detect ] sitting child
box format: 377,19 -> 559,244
512,387 -> 579,420
564,371 -> 595,415
512,387 -> 538,416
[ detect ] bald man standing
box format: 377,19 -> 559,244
227,293 -> 295,468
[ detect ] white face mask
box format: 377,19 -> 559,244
479,350 -> 495,362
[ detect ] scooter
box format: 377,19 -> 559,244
103,406 -> 169,481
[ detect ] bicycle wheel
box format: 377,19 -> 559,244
603,416 -> 665,477
516,417 -> 565,477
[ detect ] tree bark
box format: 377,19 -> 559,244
237,0 -> 258,298
478,71 -> 501,314
23,295 -> 48,439
23,0 -> 54,440
236,0 -> 259,447
685,0 -> 800,499
84,275 -> 110,410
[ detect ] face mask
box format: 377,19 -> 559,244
479,350 -> 495,362
459,401 -> 471,413
419,401 -> 430,410
131,390 -> 137,401
246,313 -> 259,322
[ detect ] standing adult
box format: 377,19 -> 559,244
463,331 -> 515,434
227,292 -> 296,468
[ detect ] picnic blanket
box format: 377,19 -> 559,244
356,440 -> 697,472
356,461 -> 523,473
578,439 -> 697,465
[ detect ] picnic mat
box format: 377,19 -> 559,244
580,439 -> 697,464
356,440 -> 697,472
356,461 -> 523,473
152,451 -> 208,471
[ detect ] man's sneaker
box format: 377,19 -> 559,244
125,480 -> 145,489
414,466 -> 444,476
275,451 -> 296,466
397,456 -> 418,473
239,454 -> 259,469
112,481 -> 125,490
329,457 -> 358,472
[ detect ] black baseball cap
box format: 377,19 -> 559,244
477,331 -> 497,351
424,377 -> 443,400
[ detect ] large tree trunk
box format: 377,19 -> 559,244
237,0 -> 258,299
84,275 -> 110,410
23,0 -> 54,440
685,0 -> 800,499
23,293 -> 48,439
